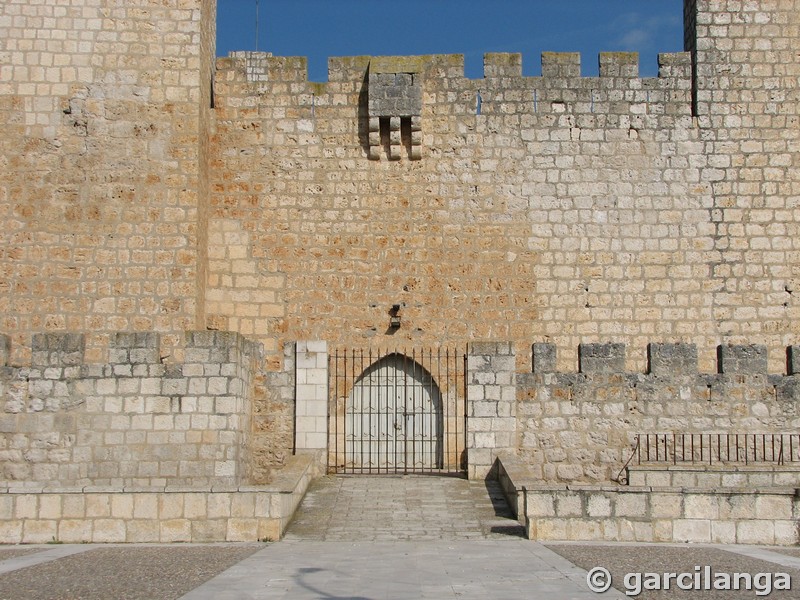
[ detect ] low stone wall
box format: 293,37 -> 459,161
0,331 -> 260,488
522,485 -> 800,545
496,454 -> 800,545
0,451 -> 321,544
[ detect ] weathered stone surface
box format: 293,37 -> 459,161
718,345 -> 768,374
579,344 -> 625,374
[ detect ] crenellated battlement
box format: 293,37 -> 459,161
530,342 -> 797,376
220,50 -> 691,85
1,331 -> 262,371
214,50 -> 693,123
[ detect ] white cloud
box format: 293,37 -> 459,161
613,12 -> 682,52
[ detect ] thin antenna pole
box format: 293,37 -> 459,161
255,0 -> 260,51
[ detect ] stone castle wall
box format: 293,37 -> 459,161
0,331 -> 259,488
1,1 -> 799,483
206,1 -> 800,380
208,50 -> 707,374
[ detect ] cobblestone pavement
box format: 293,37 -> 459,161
547,542 -> 800,599
0,544 -> 262,600
2,478 -> 800,599
283,474 -> 525,541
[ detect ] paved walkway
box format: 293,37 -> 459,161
179,475 -> 622,598
2,476 -> 800,598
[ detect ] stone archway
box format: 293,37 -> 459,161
329,348 -> 466,474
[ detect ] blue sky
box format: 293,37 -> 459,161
216,1 -> 684,81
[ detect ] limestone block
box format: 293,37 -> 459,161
616,519 -> 636,542
126,520 -> 160,543
720,494 -> 755,519
587,494 -> 612,518
133,495 -> 158,519
737,520 -> 774,545
645,472 -> 673,487
527,492 -> 556,517
22,520 -> 58,544
227,518 -> 258,542
0,521 -> 23,544
650,492 -> 683,519
569,519 -> 603,541
258,518 -> 281,542
31,333 -> 85,367
302,432 -> 327,449
528,518 -> 568,540
774,520 -> 799,546
614,493 -> 647,518
711,521 -> 736,544
632,521 -> 655,542
541,52 -> 580,78
684,494 -> 719,519
231,493 -> 256,517
652,520 -> 673,542
39,495 -> 62,520
58,519 -> 92,543
0,496 -> 12,521
184,493 -> 208,519
599,52 -> 639,78
92,519 -> 126,543
158,494 -> 184,519
672,519 -> 711,543
160,519 -> 191,543
755,495 -> 792,520
207,493 -> 232,518
191,520 -> 227,543
86,494 -> 111,517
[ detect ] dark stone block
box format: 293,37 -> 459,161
532,343 -> 556,373
648,343 -> 698,376
717,344 -> 768,374
0,334 -> 9,367
470,341 -> 513,356
788,346 -> 800,375
31,333 -> 85,367
579,343 -> 625,373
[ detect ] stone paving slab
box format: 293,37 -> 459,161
0,545 -> 94,577
0,548 -> 46,562
546,542 -> 800,599
771,547 -> 800,560
180,540 -> 627,599
0,544 -> 262,600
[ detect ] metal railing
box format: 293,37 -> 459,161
633,433 -> 800,466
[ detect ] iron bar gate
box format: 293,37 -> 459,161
328,347 -> 467,475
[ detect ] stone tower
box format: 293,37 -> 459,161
0,0 -> 217,364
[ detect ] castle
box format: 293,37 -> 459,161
1,0 -> 799,544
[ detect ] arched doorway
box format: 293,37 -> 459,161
329,348 -> 466,474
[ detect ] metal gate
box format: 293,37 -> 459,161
328,348 -> 467,474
